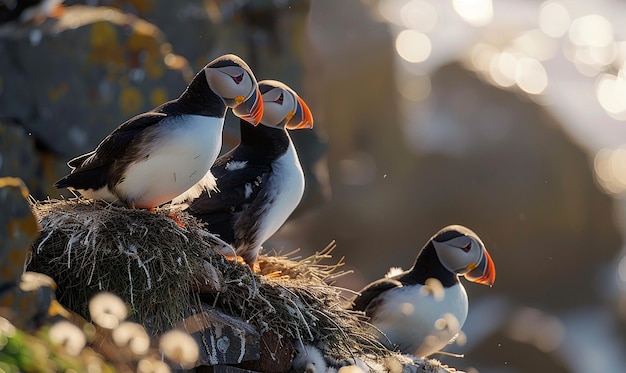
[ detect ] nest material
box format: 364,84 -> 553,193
27,199 -> 453,372
27,199 -> 387,358
213,245 -> 390,360
28,198 -> 223,334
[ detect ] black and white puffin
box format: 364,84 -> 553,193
350,225 -> 496,357
54,54 -> 264,209
186,79 -> 314,269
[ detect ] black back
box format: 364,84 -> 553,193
187,119 -> 290,244
350,237 -> 461,315
54,68 -> 228,193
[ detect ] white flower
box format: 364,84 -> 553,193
159,329 -> 199,368
49,320 -> 86,356
137,358 -> 171,373
89,292 -> 127,329
112,321 -> 151,355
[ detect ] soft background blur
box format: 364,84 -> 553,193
1,0 -> 626,372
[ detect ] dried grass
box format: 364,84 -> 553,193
27,198 -> 391,363
28,198 -> 222,334
211,244 -> 392,361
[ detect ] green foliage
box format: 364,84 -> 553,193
0,317 -> 114,373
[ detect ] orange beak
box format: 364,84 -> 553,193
233,88 -> 264,125
465,249 -> 496,286
286,96 -> 314,130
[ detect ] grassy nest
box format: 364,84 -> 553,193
27,198 -> 391,364
28,198 -> 223,334
208,244 -> 391,360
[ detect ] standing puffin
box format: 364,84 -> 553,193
54,54 -> 264,209
186,80 -> 313,269
350,225 -> 496,357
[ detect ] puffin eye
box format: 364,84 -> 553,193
275,93 -> 284,105
460,243 -> 471,253
231,73 -> 244,84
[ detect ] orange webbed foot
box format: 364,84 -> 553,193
222,255 -> 282,277
249,260 -> 283,278
167,213 -> 185,228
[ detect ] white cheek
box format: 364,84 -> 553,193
469,247 -> 483,264
261,102 -> 287,126
282,92 -> 297,114
206,70 -> 252,101
439,249 -> 471,272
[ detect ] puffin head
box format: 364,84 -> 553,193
203,54 -> 264,125
257,80 -> 314,130
431,225 -> 496,286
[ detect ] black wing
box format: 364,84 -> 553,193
54,112 -> 167,190
187,148 -> 272,232
350,277 -> 404,315
67,151 -> 94,169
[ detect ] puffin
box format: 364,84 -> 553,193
349,225 -> 496,358
54,54 -> 264,209
186,79 -> 314,269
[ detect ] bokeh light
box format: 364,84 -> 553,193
455,330 -> 467,347
515,58 -> 548,95
400,0 -> 438,32
420,278 -> 444,301
452,0 -> 493,27
594,146 -> 626,195
596,73 -> 626,120
468,43 -> 498,73
395,29 -> 432,63
89,292 -> 128,329
377,0 -> 409,25
539,1 -> 571,38
568,14 -> 616,70
506,307 -> 565,353
112,322 -> 151,356
48,321 -> 87,356
511,29 -> 556,62
137,358 -> 171,373
434,313 -> 460,332
400,302 -> 415,315
489,51 -> 518,88
0,317 -> 16,338
569,15 -> 614,49
337,365 -> 367,373
159,329 -> 199,368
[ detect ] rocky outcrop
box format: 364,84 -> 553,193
0,177 -> 62,330
0,5 -> 189,160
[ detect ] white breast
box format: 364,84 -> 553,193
371,282 -> 468,357
256,140 -> 305,245
115,115 -> 223,208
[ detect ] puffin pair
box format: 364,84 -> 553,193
55,54 -> 314,270
350,225 -> 496,358
55,54 -> 264,209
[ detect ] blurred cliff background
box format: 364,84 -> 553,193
1,0 -> 626,372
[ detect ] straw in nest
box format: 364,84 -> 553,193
28,198 -> 226,334
27,198 -> 454,372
